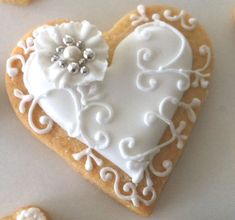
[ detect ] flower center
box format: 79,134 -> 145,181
63,46 -> 82,61
50,35 -> 96,76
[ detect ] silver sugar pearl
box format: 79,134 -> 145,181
83,48 -> 95,61
78,58 -> 86,66
67,62 -> 79,74
80,66 -> 89,75
76,40 -> 85,49
58,60 -> 67,68
63,35 -> 75,46
51,54 -> 60,63
56,46 -> 65,53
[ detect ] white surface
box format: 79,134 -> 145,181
0,0 -> 235,219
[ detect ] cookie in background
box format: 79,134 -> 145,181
0,0 -> 31,5
1,206 -> 49,220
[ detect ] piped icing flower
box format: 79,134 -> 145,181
16,207 -> 46,220
30,21 -> 108,88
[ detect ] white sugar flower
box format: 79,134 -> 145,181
16,207 -> 46,220
30,21 -> 108,88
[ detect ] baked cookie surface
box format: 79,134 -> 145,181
5,4 -> 213,216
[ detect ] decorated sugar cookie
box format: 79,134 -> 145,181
5,4 -> 213,216
0,0 -> 31,5
1,207 -> 48,220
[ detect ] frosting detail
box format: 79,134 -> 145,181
130,4 -> 198,31
16,207 -> 46,220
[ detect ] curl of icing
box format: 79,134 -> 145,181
6,55 -> 25,77
89,102 -> 113,125
163,96 -> 201,123
28,95 -> 54,135
130,5 -> 198,31
16,207 -> 46,220
17,37 -> 35,55
191,45 -> 211,88
100,167 -> 156,207
137,69 -> 191,92
31,21 -> 108,88
79,102 -> 113,150
136,45 -> 211,92
13,88 -> 54,134
119,96 -> 188,167
135,20 -> 192,92
94,130 -> 110,149
82,102 -> 113,126
163,9 -> 198,31
14,89 -> 34,113
149,160 -> 173,177
130,4 -> 149,26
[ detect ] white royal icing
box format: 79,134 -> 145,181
130,4 -> 149,26
27,21 -> 108,89
6,54 -> 25,77
77,18 -> 193,182
7,5 -> 211,207
16,207 -> 46,220
17,37 -> 35,55
100,167 -> 156,207
163,9 -> 198,31
130,5 -> 198,31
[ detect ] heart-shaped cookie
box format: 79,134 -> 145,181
5,5 -> 213,216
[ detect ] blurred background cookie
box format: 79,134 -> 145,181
0,0 -> 31,5
1,206 -> 49,220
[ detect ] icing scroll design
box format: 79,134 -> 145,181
163,9 -> 198,31
7,55 -> 25,77
27,92 -> 54,134
119,98 -> 187,160
134,16 -> 211,92
100,167 -> 156,207
130,5 -> 198,31
191,45 -> 211,88
79,101 -> 113,150
118,95 -> 201,185
166,96 -> 201,123
7,37 -> 35,77
72,92 -> 112,171
13,88 -> 54,134
76,84 -> 113,153
114,19 -> 206,188
14,89 -> 33,114
17,37 -> 35,55
149,160 -> 173,178
130,4 -> 149,26
6,38 -> 54,135
136,45 -> 211,92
